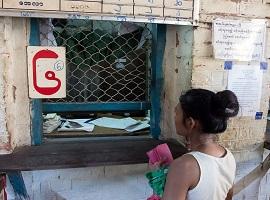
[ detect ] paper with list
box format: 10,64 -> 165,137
227,63 -> 263,116
213,19 -> 267,61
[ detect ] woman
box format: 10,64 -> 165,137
162,89 -> 239,200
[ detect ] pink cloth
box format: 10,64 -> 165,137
147,194 -> 161,200
147,143 -> 173,167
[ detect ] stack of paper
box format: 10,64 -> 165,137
43,113 -> 62,133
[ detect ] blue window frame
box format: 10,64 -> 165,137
30,18 -> 166,145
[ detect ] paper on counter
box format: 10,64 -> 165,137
126,117 -> 151,132
90,117 -> 139,129
66,119 -> 92,124
58,118 -> 94,132
44,113 -> 58,120
125,121 -> 150,132
43,114 -> 62,133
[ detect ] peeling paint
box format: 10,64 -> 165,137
161,26 -> 193,141
12,86 -> 16,103
0,142 -> 12,154
176,32 -> 180,47
230,0 -> 241,3
211,12 -> 239,17
204,41 -> 212,45
0,17 -> 31,153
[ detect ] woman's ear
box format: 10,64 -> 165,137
184,117 -> 196,131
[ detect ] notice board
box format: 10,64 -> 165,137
213,19 -> 267,61
0,0 -> 199,25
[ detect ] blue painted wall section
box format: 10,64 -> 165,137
7,172 -> 29,200
30,18 -> 42,145
150,24 -> 166,139
43,102 -> 150,113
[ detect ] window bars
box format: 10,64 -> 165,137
39,19 -> 152,103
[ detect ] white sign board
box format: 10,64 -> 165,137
213,19 -> 267,61
3,0 -> 60,10
27,46 -> 66,98
227,63 -> 263,117
0,0 -> 197,25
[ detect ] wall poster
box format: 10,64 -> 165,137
227,63 -> 263,117
213,19 -> 267,61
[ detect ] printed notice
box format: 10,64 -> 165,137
3,0 -> 60,11
227,63 -> 263,117
213,19 -> 267,61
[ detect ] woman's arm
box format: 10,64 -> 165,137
162,155 -> 200,200
225,188 -> 233,200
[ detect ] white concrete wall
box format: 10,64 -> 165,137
160,25 -> 193,141
0,17 -> 10,154
190,0 -> 270,199
7,164 -> 152,200
0,17 -> 31,154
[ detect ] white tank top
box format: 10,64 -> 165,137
186,149 -> 236,200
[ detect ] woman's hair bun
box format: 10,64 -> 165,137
212,90 -> 239,118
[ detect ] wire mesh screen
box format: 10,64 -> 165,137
39,19 -> 152,103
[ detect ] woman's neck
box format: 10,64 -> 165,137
186,133 -> 217,151
186,133 -> 226,158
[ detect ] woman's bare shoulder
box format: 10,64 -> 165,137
168,154 -> 200,187
171,153 -> 198,170
162,154 -> 200,200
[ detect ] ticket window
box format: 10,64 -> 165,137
37,19 -> 157,139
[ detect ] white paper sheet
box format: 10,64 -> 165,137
213,19 -> 267,61
66,119 -> 92,124
44,113 -> 58,120
90,117 -> 139,129
125,121 -> 150,132
43,113 -> 62,133
227,63 -> 263,116
58,119 -> 94,132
